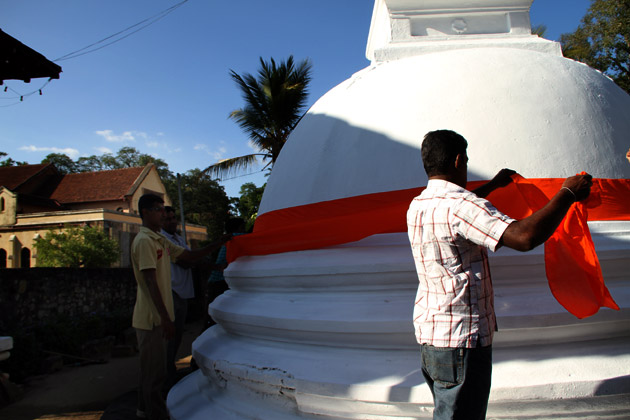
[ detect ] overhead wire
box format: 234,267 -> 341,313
54,0 -> 189,62
220,169 -> 267,181
1,0 -> 189,106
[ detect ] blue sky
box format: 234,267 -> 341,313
1,0 -> 591,198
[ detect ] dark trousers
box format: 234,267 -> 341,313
136,326 -> 168,420
166,291 -> 188,388
421,344 -> 492,420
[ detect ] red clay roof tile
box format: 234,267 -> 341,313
49,166 -> 145,203
0,164 -> 50,190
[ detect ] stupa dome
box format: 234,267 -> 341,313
170,1 -> 630,418
261,47 -> 630,214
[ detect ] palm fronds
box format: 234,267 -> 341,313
203,56 -> 312,180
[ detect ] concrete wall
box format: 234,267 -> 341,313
0,188 -> 17,227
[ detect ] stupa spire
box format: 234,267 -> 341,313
366,0 -> 561,62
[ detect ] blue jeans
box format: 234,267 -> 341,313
421,344 -> 492,420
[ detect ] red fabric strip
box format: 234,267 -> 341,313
506,175 -> 619,318
228,177 -> 630,263
226,176 -> 627,318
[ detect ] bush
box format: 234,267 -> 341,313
34,225 -> 120,268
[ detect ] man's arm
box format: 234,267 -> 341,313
473,168 -> 516,198
176,234 -> 232,263
142,268 -> 175,340
500,173 -> 593,252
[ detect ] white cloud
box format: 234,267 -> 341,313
144,140 -> 180,157
95,129 -> 142,143
213,146 -> 227,160
19,145 -> 80,159
95,146 -> 112,154
193,143 -> 228,161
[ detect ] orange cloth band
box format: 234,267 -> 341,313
226,176 -> 628,319
227,177 -> 630,263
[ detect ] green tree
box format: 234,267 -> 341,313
163,169 -> 231,239
203,56 -> 312,179
34,225 -> 120,268
84,147 -> 172,179
0,152 -> 27,167
42,153 -> 78,174
40,147 -> 173,179
76,155 -> 106,172
560,0 -> 630,94
232,182 -> 265,231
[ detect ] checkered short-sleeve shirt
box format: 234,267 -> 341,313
407,180 -> 515,348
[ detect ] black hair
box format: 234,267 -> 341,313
421,130 -> 468,177
138,194 -> 164,219
164,206 -> 175,215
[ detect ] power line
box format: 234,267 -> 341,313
54,0 -> 189,62
1,1 -> 189,106
220,169 -> 267,181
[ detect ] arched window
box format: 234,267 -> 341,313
20,247 -> 31,268
0,249 -> 6,268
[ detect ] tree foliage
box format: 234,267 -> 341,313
163,169 -> 230,239
34,225 -> 120,268
531,24 -> 547,38
560,0 -> 630,94
42,153 -> 78,174
0,151 -> 27,167
231,182 -> 265,231
203,56 -> 312,180
41,147 -> 172,179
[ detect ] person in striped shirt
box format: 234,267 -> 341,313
407,130 -> 592,420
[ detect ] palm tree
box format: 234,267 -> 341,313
531,24 -> 547,38
203,56 -> 312,180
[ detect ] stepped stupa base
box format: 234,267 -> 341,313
168,327 -> 630,420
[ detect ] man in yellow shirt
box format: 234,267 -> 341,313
131,193 -> 230,420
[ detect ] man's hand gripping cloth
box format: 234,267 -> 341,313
489,174 -> 620,318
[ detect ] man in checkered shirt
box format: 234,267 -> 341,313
407,130 -> 593,420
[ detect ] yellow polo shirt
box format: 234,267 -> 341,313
131,226 -> 185,330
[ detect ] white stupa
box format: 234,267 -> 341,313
169,1 -> 630,418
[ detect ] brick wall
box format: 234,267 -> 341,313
0,268 -> 136,331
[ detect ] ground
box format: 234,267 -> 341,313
0,320 -> 201,420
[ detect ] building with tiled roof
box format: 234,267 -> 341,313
0,163 -> 56,191
50,167 -> 145,206
0,163 -> 206,268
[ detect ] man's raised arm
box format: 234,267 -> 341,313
176,234 -> 232,263
500,173 -> 593,252
473,168 -> 516,198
